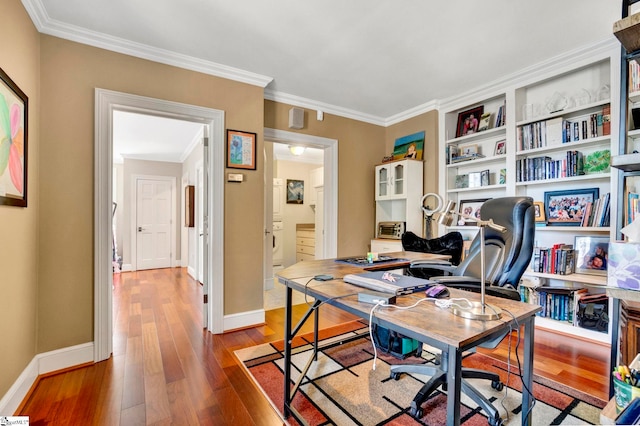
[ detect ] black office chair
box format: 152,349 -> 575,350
391,196 -> 535,425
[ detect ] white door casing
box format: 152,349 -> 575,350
95,88 -> 225,363
263,128 -> 338,259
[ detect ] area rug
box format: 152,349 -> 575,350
235,322 -> 605,425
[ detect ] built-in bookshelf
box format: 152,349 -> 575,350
438,41 -> 619,343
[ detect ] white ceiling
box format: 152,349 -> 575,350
22,0 -> 623,161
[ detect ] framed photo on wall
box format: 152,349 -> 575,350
286,179 -> 304,204
226,129 -> 256,170
0,66 -> 28,207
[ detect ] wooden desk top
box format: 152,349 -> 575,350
277,251 -> 540,351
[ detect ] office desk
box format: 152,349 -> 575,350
277,252 -> 540,426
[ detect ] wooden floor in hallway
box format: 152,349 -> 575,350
17,267 -> 609,424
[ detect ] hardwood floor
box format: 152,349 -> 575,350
17,268 -> 609,424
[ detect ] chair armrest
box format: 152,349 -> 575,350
409,260 -> 455,274
432,275 -> 481,284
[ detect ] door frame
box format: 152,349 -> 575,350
264,128 -> 338,259
130,174 -> 176,271
94,89 -> 225,362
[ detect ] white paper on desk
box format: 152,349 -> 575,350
621,218 -> 640,242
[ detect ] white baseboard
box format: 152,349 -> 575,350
187,266 -> 196,279
0,343 -> 94,415
224,309 -> 265,331
121,263 -> 133,272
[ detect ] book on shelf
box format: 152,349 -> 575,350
494,102 -> 506,128
517,105 -> 610,152
532,244 -> 575,275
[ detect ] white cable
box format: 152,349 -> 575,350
368,297 -> 475,370
369,301 -> 385,370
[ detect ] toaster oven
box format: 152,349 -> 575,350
377,221 -> 405,239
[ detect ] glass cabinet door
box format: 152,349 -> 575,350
393,163 -> 404,196
377,166 -> 388,198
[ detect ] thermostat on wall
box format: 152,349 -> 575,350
228,173 -> 243,182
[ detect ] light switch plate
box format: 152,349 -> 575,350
228,173 -> 243,182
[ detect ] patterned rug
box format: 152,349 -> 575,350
235,322 -> 606,425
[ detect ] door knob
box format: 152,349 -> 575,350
138,227 -> 143,232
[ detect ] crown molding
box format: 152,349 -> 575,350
264,90 -> 387,127
21,0 -> 272,88
384,100 -> 439,126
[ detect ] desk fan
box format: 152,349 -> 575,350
420,193 -> 443,239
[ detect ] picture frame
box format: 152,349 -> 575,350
0,66 -> 28,207
460,144 -> 479,156
226,129 -> 257,170
286,179 -> 304,204
458,198 -> 488,226
544,188 -> 599,226
494,139 -> 506,156
574,236 -> 609,276
477,112 -> 492,132
392,131 -> 425,161
533,201 -> 546,223
456,106 -> 484,138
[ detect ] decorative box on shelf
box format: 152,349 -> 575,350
608,242 -> 640,290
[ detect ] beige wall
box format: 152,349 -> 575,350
0,0 -> 40,399
265,101 -> 387,255
38,35 -> 264,351
0,0 -> 435,401
386,111 -> 439,236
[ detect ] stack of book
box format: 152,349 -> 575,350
532,244 -> 575,275
515,150 -> 585,182
517,105 -> 610,152
494,102 -> 506,128
581,192 -> 610,227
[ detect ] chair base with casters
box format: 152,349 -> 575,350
389,341 -> 505,426
395,196 -> 535,426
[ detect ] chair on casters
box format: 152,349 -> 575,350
390,196 -> 535,425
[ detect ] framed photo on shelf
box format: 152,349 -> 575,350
460,144 -> 479,156
533,201 -> 546,223
0,66 -> 28,207
226,129 -> 257,170
455,106 -> 484,138
494,139 -> 506,155
574,236 -> 608,276
544,188 -> 599,226
477,112 -> 492,132
286,179 -> 304,204
458,198 -> 488,226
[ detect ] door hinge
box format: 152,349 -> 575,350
203,294 -> 208,304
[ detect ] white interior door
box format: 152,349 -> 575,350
136,178 -> 172,270
196,165 -> 204,282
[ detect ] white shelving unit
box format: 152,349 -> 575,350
372,159 -> 423,252
438,41 -> 620,343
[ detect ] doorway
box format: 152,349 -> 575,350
263,128 -> 338,310
94,88 -> 225,362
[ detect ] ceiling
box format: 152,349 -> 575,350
23,0 -> 623,161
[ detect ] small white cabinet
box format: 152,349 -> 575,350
374,159 -> 423,237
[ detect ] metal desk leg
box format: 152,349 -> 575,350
446,346 -> 461,426
610,297 -> 620,399
521,316 -> 535,426
283,285 -> 293,418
